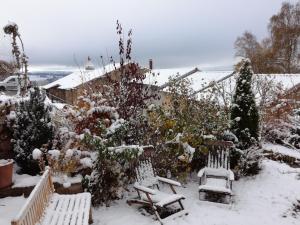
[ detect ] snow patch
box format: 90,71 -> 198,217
32,148 -> 42,160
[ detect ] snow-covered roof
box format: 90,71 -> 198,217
43,63 -> 118,90
145,67 -> 300,92
44,63 -> 300,92
145,67 -> 231,91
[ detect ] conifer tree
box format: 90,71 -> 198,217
13,87 -> 54,174
230,60 -> 259,149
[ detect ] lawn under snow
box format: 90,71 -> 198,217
92,160 -> 300,225
263,143 -> 300,160
0,159 -> 299,225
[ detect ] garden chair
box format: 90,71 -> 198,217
127,159 -> 188,224
197,141 -> 234,204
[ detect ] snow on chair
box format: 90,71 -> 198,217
127,159 -> 188,224
197,141 -> 234,204
11,167 -> 92,225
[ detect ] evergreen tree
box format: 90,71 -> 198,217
13,87 -> 54,175
230,60 -> 259,149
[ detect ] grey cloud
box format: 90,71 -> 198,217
0,0 -> 297,69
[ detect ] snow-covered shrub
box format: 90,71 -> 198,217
263,107 -> 300,149
84,137 -> 142,206
238,146 -> 262,176
12,87 -> 54,175
32,147 -> 93,175
230,60 -> 259,150
103,21 -> 159,122
144,76 -> 230,178
153,142 -> 192,182
0,98 -> 15,159
66,84 -> 144,205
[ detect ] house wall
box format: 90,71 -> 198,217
46,87 -> 67,103
46,66 -> 168,107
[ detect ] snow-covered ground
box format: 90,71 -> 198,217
1,159 -> 299,225
11,172 -> 82,188
263,143 -> 300,160
91,159 -> 300,225
0,196 -> 26,225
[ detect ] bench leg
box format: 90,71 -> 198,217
178,200 -> 184,210
199,191 -> 206,200
154,208 -> 163,225
89,207 -> 93,224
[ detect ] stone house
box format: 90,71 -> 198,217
43,58 -> 175,106
43,58 -> 139,105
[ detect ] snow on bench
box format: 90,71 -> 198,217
11,168 -> 92,225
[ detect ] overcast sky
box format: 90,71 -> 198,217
0,0 -> 298,70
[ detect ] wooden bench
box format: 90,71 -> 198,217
11,168 -> 92,225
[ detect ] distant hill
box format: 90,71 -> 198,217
28,71 -> 72,86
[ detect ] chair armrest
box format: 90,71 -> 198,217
197,168 -> 206,177
157,176 -> 181,187
229,170 -> 235,181
134,183 -> 156,195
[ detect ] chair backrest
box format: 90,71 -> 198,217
11,168 -> 55,225
205,141 -> 233,170
135,159 -> 158,187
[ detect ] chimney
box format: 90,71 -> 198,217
85,56 -> 95,70
149,59 -> 153,70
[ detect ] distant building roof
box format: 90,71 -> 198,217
144,67 -> 233,91
145,67 -> 300,92
43,63 -> 119,90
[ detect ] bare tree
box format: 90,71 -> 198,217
269,2 -> 300,73
235,1 -> 300,73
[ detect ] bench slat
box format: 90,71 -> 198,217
41,194 -> 59,225
52,197 -> 66,225
69,196 -> 82,225
64,195 -> 76,225
76,196 -> 85,225
49,196 -> 65,225
82,195 -> 91,225
56,195 -> 72,225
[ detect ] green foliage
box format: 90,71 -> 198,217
84,135 -> 141,206
230,60 -> 260,149
144,76 -> 230,180
153,142 -> 190,182
13,87 -> 54,175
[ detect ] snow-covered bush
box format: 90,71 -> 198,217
230,59 -> 259,149
65,82 -> 144,205
153,142 -> 189,182
83,138 -> 142,206
12,87 -> 54,175
238,146 -> 262,176
144,76 -> 229,179
264,108 -> 300,149
32,147 -> 94,176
